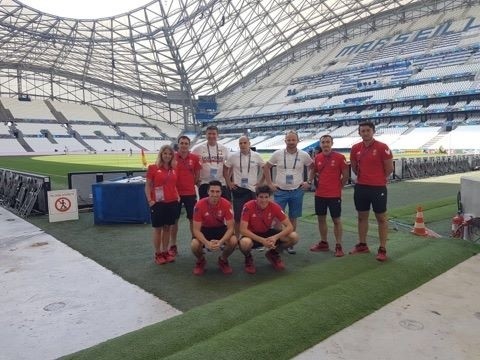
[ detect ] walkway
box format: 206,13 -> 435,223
0,208 -> 181,360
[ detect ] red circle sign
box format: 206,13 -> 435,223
55,197 -> 71,212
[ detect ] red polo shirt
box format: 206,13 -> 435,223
175,152 -> 202,196
193,197 -> 233,228
313,151 -> 348,198
350,139 -> 393,186
146,164 -> 179,203
241,200 -> 286,234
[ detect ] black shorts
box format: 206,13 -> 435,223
314,197 -> 342,218
243,228 -> 280,249
200,225 -> 228,241
150,201 -> 179,227
231,187 -> 256,222
177,195 -> 197,220
198,184 -> 231,201
354,184 -> 388,213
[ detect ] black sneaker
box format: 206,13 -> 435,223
286,246 -> 296,254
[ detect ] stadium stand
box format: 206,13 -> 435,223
0,97 -> 181,154
2,98 -> 56,121
207,8 -> 480,153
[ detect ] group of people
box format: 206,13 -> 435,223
144,121 -> 393,275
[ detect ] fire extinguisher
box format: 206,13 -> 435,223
451,212 -> 463,238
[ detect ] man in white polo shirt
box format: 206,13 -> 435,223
263,130 -> 313,254
192,125 -> 231,200
224,135 -> 265,236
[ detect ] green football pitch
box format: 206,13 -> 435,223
0,154 -> 156,189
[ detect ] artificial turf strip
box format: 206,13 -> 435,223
388,196 -> 457,224
64,237 -> 479,360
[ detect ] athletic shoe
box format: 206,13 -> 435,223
286,246 -> 296,254
244,254 -> 256,274
168,245 -> 178,257
334,244 -> 345,257
218,256 -> 233,275
193,257 -> 206,276
376,247 -> 388,262
310,241 -> 329,252
349,243 -> 370,255
155,252 -> 167,265
163,251 -> 175,263
265,249 -> 285,271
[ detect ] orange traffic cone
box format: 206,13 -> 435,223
411,206 -> 428,236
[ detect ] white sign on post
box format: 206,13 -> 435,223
48,189 -> 79,223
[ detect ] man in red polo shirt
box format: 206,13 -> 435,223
170,135 -> 202,257
191,180 -> 237,275
350,121 -> 393,261
308,135 -> 349,257
239,185 -> 298,274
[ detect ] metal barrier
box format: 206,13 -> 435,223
399,155 -> 478,180
0,168 -> 51,217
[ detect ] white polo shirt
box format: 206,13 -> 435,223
225,150 -> 265,192
192,142 -> 230,185
267,149 -> 312,190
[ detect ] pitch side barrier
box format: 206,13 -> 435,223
0,168 -> 51,217
399,155 -> 479,180
347,155 -> 479,183
68,170 -> 146,208
270,154 -> 478,184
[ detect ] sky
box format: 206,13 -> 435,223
20,0 -> 151,19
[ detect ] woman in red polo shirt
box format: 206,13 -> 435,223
145,144 -> 179,265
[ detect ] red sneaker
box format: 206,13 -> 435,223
349,243 -> 370,255
265,250 -> 285,271
163,251 -> 175,263
193,257 -> 206,276
218,256 -> 233,275
310,241 -> 329,252
154,252 -> 167,265
376,247 -> 388,262
334,244 -> 345,257
168,245 -> 178,257
244,254 -> 256,274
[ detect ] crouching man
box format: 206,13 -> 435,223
239,185 -> 299,273
191,180 -> 237,276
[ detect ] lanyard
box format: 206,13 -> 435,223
240,151 -> 251,174
207,144 -> 219,164
284,150 -> 299,169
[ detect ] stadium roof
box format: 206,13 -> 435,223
0,0 -> 423,124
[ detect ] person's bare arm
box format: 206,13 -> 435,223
384,158 -> 394,178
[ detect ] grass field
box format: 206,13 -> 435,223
1,154 -> 480,359
0,154 -> 157,189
